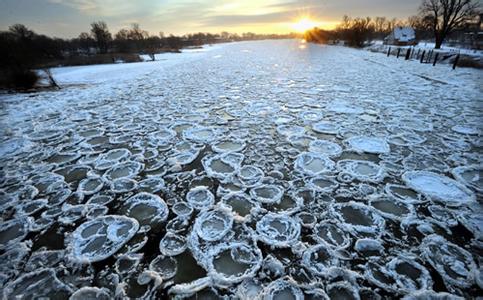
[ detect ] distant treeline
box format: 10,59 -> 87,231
0,21 -> 297,90
305,0 -> 481,48
305,15 -> 432,48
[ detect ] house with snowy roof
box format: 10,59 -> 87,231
384,26 -> 417,46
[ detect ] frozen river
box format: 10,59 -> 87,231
0,39 -> 481,299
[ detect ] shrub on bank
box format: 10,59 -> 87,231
0,69 -> 39,90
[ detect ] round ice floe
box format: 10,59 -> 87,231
387,132 -> 426,146
250,184 -> 284,204
212,140 -> 246,153
149,255 -> 177,280
451,165 -> 482,192
202,153 -> 243,180
337,160 -> 385,183
312,121 -> 340,135
256,213 -> 301,247
148,128 -> 177,145
288,134 -> 316,147
69,287 -> 111,300
402,171 -> 475,206
332,202 -> 385,235
159,232 -> 187,256
295,212 -> 317,228
55,164 -> 92,183
364,262 -> 399,292
138,176 -> 165,193
172,202 -> 193,217
299,110 -> 323,123
110,178 -> 137,193
2,268 -> 72,299
183,126 -> 218,143
313,221 -> 351,249
451,125 -> 479,135
260,278 -> 304,300
86,205 -> 109,219
354,238 -> 383,255
194,206 -> 233,242
114,253 -> 142,275
273,114 -> 294,125
294,152 -> 335,176
68,215 -> 139,263
0,217 -> 29,250
86,194 -> 114,206
78,176 -> 104,195
16,199 -> 48,216
309,176 -> 339,193
122,192 -> 169,228
99,148 -> 131,163
222,192 -> 258,219
186,186 -> 215,209
206,242 -> 263,286
385,183 -> 423,204
276,125 -> 305,137
421,234 -> 477,290
345,136 -> 390,154
168,148 -> 200,166
386,255 -> 433,292
308,140 -> 342,157
103,161 -> 144,181
369,196 -> 413,221
302,243 -> 339,275
237,165 -> 264,187
166,217 -> 190,233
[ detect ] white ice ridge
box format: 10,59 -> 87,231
345,136 -> 390,154
402,171 -> 475,206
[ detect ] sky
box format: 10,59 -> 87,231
0,0 -> 422,38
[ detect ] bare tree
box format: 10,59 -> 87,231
419,0 -> 480,48
90,21 -> 112,54
43,68 -> 60,89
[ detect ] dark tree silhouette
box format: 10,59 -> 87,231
90,21 -> 112,53
419,0 -> 480,49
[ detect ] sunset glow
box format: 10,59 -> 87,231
292,18 -> 318,33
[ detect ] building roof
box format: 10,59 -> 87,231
392,27 -> 416,42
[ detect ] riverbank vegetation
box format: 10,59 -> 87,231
0,22 -> 296,90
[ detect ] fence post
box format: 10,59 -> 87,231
416,49 -> 421,59
453,54 -> 460,70
426,50 -> 431,63
387,47 -> 391,57
405,48 -> 411,60
396,48 -> 401,58
432,52 -> 439,66
420,50 -> 425,63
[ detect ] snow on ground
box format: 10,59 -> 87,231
372,40 -> 483,57
0,39 -> 481,299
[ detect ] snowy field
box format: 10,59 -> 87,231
0,39 -> 482,299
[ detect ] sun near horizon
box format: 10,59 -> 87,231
292,17 -> 320,33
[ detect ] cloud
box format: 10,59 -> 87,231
47,0 -> 161,17
201,11 -> 294,26
47,0 -> 97,12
